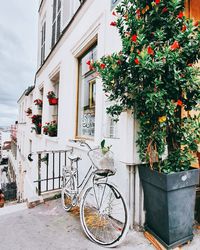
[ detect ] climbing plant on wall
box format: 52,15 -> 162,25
91,0 -> 200,173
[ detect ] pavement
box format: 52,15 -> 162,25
0,199 -> 200,250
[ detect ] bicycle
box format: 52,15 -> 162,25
62,139 -> 129,247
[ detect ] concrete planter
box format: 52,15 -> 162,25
139,165 -> 199,249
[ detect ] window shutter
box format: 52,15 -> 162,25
52,0 -> 57,22
57,12 -> 61,40
52,22 -> 56,47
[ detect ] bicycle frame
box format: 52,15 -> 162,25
63,143 -> 109,202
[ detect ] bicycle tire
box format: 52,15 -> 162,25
61,171 -> 76,211
80,182 -> 129,247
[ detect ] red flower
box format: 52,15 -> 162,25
136,9 -> 140,16
86,60 -> 91,65
147,46 -> 154,55
112,11 -> 116,16
110,21 -> 117,26
38,123 -> 42,127
194,21 -> 199,27
117,60 -> 121,65
177,99 -> 183,107
182,25 -> 187,32
100,63 -> 106,69
177,11 -> 184,19
170,41 -> 180,51
162,7 -> 168,13
131,34 -> 137,42
134,58 -> 140,64
188,63 -> 193,67
155,0 -> 160,4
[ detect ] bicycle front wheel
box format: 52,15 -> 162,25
80,183 -> 129,247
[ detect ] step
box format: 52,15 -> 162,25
0,203 -> 27,216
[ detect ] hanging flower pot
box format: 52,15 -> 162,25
47,91 -> 58,105
34,99 -> 43,110
43,120 -> 57,137
48,98 -> 58,105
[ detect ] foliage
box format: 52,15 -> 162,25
34,99 -> 43,107
25,108 -> 32,116
43,120 -> 57,136
31,115 -> 42,134
47,91 -> 56,99
100,139 -> 112,154
92,0 -> 200,173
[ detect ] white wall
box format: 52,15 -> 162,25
18,0 -> 145,226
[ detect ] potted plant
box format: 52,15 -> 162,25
42,120 -> 57,137
47,91 -> 58,105
31,115 -> 42,134
34,99 -> 43,110
25,108 -> 32,116
93,0 -> 200,248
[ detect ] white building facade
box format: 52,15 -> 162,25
18,0 -> 145,228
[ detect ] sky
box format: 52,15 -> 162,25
0,0 -> 38,127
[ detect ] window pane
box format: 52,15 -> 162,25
77,45 -> 97,138
57,12 -> 61,40
52,0 -> 57,21
52,22 -> 56,47
57,0 -> 61,11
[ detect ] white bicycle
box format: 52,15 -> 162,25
61,139 -> 129,247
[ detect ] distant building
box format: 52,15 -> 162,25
0,129 -> 11,160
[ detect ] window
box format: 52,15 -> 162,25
41,21 -> 46,65
52,0 -> 61,47
77,45 -> 97,138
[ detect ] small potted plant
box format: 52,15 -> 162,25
42,120 -> 57,137
25,108 -> 32,116
31,115 -> 42,134
34,99 -> 43,110
42,123 -> 49,135
47,91 -> 58,105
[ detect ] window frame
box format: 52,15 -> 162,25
75,43 -> 98,140
41,21 -> 46,65
51,0 -> 62,48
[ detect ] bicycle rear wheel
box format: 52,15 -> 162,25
62,171 -> 76,211
80,182 -> 129,247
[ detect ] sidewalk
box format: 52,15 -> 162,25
0,202 -> 27,216
0,199 -> 199,250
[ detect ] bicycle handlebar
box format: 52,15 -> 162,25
69,139 -> 92,150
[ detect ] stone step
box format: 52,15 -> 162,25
0,202 -> 27,216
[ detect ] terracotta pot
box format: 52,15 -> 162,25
48,98 -> 58,105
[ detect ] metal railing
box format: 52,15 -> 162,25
33,149 -> 72,195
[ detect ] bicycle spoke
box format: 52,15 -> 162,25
80,183 -> 128,246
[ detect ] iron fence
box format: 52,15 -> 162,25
34,150 -> 72,195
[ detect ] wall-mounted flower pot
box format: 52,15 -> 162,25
139,164 -> 199,249
48,131 -> 57,137
48,98 -> 58,105
37,106 -> 42,111
34,127 -> 41,134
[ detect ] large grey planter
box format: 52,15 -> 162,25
139,165 -> 199,249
